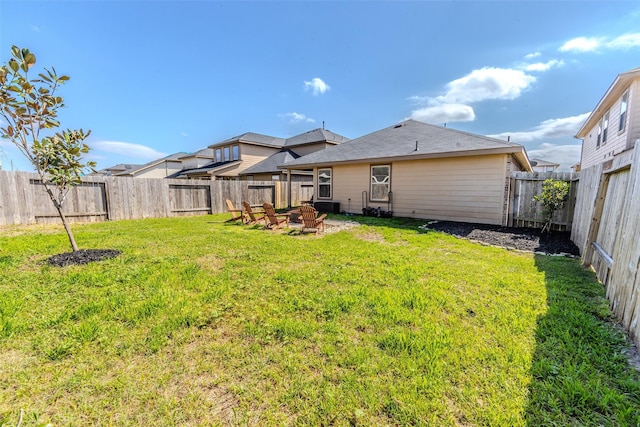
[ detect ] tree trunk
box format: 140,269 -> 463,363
54,203 -> 79,252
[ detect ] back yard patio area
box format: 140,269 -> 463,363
1,215 -> 638,425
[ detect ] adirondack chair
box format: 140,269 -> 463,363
299,205 -> 327,234
262,202 -> 290,229
242,201 -> 265,225
225,199 -> 246,223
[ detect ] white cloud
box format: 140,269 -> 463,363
181,132 -> 189,137
606,33 -> 640,49
409,104 -> 476,124
527,143 -> 582,171
559,33 -> 640,53
89,140 -> 167,161
304,77 -> 330,95
407,67 -> 536,124
521,59 -> 565,72
487,112 -> 590,142
279,112 -> 316,124
441,67 -> 536,104
524,52 -> 541,59
559,36 -> 603,52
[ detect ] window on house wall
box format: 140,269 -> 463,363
232,145 -> 239,161
602,112 -> 609,145
371,165 -> 390,201
619,91 -> 628,132
597,121 -> 602,148
223,146 -> 230,162
318,168 -> 332,199
215,148 -> 222,163
272,174 -> 280,181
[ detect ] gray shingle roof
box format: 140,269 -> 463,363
209,132 -> 286,148
284,128 -> 350,147
240,150 -> 300,175
282,120 -> 529,168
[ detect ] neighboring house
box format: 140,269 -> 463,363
95,163 -> 142,176
576,67 -> 640,170
282,119 -> 532,226
175,128 -> 349,180
111,153 -> 187,178
530,158 -> 560,173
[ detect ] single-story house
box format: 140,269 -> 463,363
281,119 -> 532,226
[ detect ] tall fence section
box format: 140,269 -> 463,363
507,171 -> 578,231
0,172 -> 313,226
571,147 -> 640,348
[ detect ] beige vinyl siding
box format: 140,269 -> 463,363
216,144 -> 278,177
323,155 -> 509,224
133,161 -> 183,179
581,81 -> 638,169
627,81 -> 640,150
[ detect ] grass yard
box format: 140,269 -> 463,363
1,215 -> 639,426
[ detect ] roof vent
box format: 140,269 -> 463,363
394,124 -> 403,129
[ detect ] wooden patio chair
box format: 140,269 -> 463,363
262,202 -> 290,229
299,205 -> 327,234
225,199 -> 246,223
242,201 -> 265,225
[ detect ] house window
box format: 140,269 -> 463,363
602,112 -> 609,145
215,148 -> 222,163
223,146 -> 230,162
371,165 -> 390,201
232,145 -> 239,161
619,91 -> 628,132
317,168 -> 332,199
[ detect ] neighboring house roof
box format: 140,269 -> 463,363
209,132 -> 286,149
177,148 -> 214,160
575,67 -> 640,139
170,160 -> 241,178
282,119 -> 532,170
116,152 -> 186,176
98,163 -> 143,174
241,150 -> 301,175
530,158 -> 560,167
284,128 -> 350,147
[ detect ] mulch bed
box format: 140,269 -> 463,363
423,221 -> 580,255
47,249 -> 122,267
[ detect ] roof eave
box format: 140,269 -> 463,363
280,146 -> 529,170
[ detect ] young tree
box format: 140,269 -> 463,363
533,178 -> 570,233
0,46 -> 95,251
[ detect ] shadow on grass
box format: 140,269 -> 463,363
526,255 -> 640,426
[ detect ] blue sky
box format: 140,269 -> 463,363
1,1 -> 639,172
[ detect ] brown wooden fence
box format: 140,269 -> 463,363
570,147 -> 640,348
0,172 -> 314,226
507,171 -> 579,231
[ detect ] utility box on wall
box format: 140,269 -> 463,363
314,201 -> 340,214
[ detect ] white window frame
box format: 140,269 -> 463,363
232,144 -> 239,161
370,165 -> 390,202
223,146 -> 230,162
317,168 -> 332,199
215,148 -> 222,163
602,112 -> 609,146
619,90 -> 628,132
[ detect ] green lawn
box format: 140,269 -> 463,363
1,215 -> 638,426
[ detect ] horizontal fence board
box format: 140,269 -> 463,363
0,172 -> 305,226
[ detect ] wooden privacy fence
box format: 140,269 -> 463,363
507,171 -> 579,231
570,147 -> 640,348
0,171 -> 314,226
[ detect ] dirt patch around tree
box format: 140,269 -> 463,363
47,249 -> 122,267
422,221 -> 580,256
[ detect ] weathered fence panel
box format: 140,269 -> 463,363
0,172 -> 307,226
571,145 -> 640,349
508,171 -> 578,231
